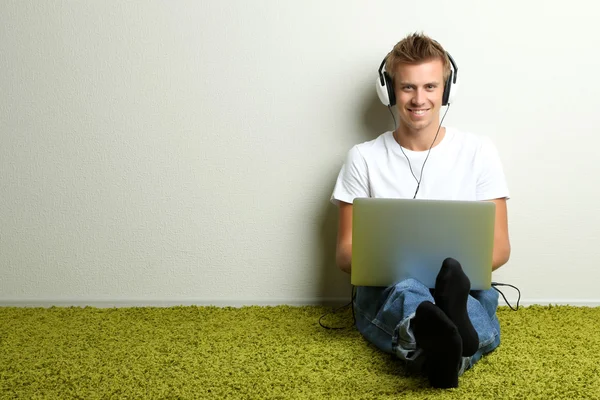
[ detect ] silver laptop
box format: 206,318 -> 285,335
351,198 -> 495,290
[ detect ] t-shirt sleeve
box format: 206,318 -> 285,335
476,137 -> 510,201
330,146 -> 370,206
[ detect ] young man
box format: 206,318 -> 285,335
330,33 -> 511,389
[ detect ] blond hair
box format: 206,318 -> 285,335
385,32 -> 451,84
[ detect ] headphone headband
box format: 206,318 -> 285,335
377,58 -> 388,86
446,52 -> 458,84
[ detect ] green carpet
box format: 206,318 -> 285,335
1,305 -> 599,399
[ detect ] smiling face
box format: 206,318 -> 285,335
393,58 -> 445,134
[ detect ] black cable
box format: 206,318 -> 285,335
318,286 -> 356,330
387,104 -> 450,199
491,282 -> 521,311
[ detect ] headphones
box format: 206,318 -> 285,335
376,52 -> 459,107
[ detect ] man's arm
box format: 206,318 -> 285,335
335,201 -> 353,274
488,197 -> 510,270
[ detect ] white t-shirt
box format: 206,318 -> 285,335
330,126 -> 510,205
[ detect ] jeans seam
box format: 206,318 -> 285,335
371,317 -> 394,336
354,288 -> 398,337
356,307 -> 395,337
354,301 -> 395,337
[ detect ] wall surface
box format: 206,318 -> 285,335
2,1 -> 599,306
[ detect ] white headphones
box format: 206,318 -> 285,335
376,52 -> 459,107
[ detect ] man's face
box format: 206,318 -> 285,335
393,58 -> 445,133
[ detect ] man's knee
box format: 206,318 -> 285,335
393,277 -> 429,293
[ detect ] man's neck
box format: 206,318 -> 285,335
394,124 -> 446,152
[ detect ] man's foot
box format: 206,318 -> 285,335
412,301 -> 462,389
434,257 -> 479,357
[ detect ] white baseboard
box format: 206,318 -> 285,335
0,298 -> 353,308
1,298 -> 599,308
502,299 -> 600,307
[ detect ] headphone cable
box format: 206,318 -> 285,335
388,104 -> 450,198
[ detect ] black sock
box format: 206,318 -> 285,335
412,301 -> 462,389
434,257 -> 479,357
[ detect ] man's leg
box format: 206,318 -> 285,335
353,262 -> 501,387
433,258 -> 480,357
353,278 -> 463,388
412,301 -> 463,388
353,278 -> 433,359
429,258 -> 501,376
462,287 -> 501,370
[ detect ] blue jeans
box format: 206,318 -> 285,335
353,278 -> 501,375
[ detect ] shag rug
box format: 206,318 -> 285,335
1,304 -> 599,399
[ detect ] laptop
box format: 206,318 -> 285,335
351,198 -> 495,290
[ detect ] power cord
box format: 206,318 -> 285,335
318,286 -> 357,330
491,282 -> 521,311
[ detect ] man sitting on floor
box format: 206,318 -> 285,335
330,32 -> 511,388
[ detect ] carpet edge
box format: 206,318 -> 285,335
0,297 -> 352,308
1,298 -> 600,308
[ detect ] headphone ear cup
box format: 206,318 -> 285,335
376,71 -> 396,107
375,76 -> 390,106
447,80 -> 458,105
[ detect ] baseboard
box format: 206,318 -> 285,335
1,298 -> 599,308
502,299 -> 600,307
0,298 -> 353,308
